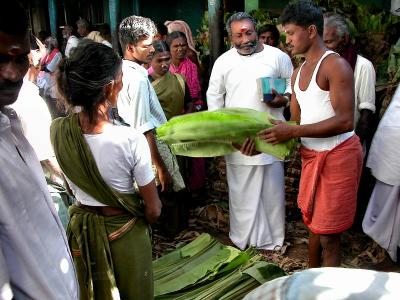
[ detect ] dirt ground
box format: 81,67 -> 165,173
152,157 -> 400,274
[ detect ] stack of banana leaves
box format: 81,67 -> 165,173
153,233 -> 286,299
156,108 -> 298,160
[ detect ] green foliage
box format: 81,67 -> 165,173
316,0 -> 400,85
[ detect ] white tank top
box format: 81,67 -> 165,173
294,50 -> 354,151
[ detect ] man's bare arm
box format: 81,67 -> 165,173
259,56 -> 355,144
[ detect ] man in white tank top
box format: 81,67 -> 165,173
259,0 -> 363,268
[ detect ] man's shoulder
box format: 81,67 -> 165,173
215,48 -> 237,63
69,35 -> 79,41
122,61 -> 147,81
355,54 -> 374,69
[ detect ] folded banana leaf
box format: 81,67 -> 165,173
156,108 -> 297,160
153,234 -> 286,300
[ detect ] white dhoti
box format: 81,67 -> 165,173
362,180 -> 400,261
226,162 -> 285,250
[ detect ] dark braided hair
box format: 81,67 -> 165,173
153,40 -> 170,54
57,40 -> 121,124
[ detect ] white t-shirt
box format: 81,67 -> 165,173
207,45 -> 293,165
66,123 -> 154,206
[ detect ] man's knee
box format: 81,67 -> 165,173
320,234 -> 340,250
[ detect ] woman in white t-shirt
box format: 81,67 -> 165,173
51,40 -> 161,299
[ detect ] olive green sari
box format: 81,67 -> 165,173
51,114 -> 153,299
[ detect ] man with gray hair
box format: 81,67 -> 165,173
76,18 -> 90,37
62,24 -> 79,57
323,13 -> 376,144
207,12 -> 293,250
117,16 -> 185,208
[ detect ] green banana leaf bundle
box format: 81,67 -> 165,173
153,233 -> 286,300
156,108 -> 297,160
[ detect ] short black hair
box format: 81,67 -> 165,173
38,30 -> 51,42
0,2 -> 29,36
280,0 -> 324,37
258,24 -> 280,47
156,22 -> 168,37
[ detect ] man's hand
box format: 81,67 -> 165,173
258,120 -> 295,144
158,166 -> 172,192
266,89 -> 289,108
233,138 -> 260,156
355,110 -> 371,144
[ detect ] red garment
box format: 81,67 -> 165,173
40,48 -> 60,67
298,135 -> 363,234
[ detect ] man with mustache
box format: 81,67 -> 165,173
0,1 -> 78,299
207,12 -> 293,250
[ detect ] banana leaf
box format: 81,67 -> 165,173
156,108 -> 297,160
153,235 -> 286,300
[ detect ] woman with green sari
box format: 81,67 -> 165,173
148,40 -> 194,120
51,40 -> 162,299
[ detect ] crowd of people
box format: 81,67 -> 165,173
1,0 -> 399,299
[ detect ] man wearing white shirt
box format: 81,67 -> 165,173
117,15 -> 185,193
0,2 -> 78,299
362,85 -> 400,268
207,12 -> 293,250
62,25 -> 79,58
323,14 -> 376,143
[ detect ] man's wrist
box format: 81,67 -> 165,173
283,94 -> 290,108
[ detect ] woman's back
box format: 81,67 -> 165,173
66,123 -> 154,206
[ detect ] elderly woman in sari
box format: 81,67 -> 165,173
164,20 -> 200,67
51,40 -> 161,299
166,33 -> 206,192
148,40 -> 194,119
167,31 -> 202,107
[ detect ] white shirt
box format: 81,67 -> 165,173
66,123 -> 154,207
65,35 -> 79,58
367,85 -> 400,186
207,45 -> 293,165
9,79 -> 53,161
0,107 -> 78,300
117,60 -> 167,133
354,54 -> 376,125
